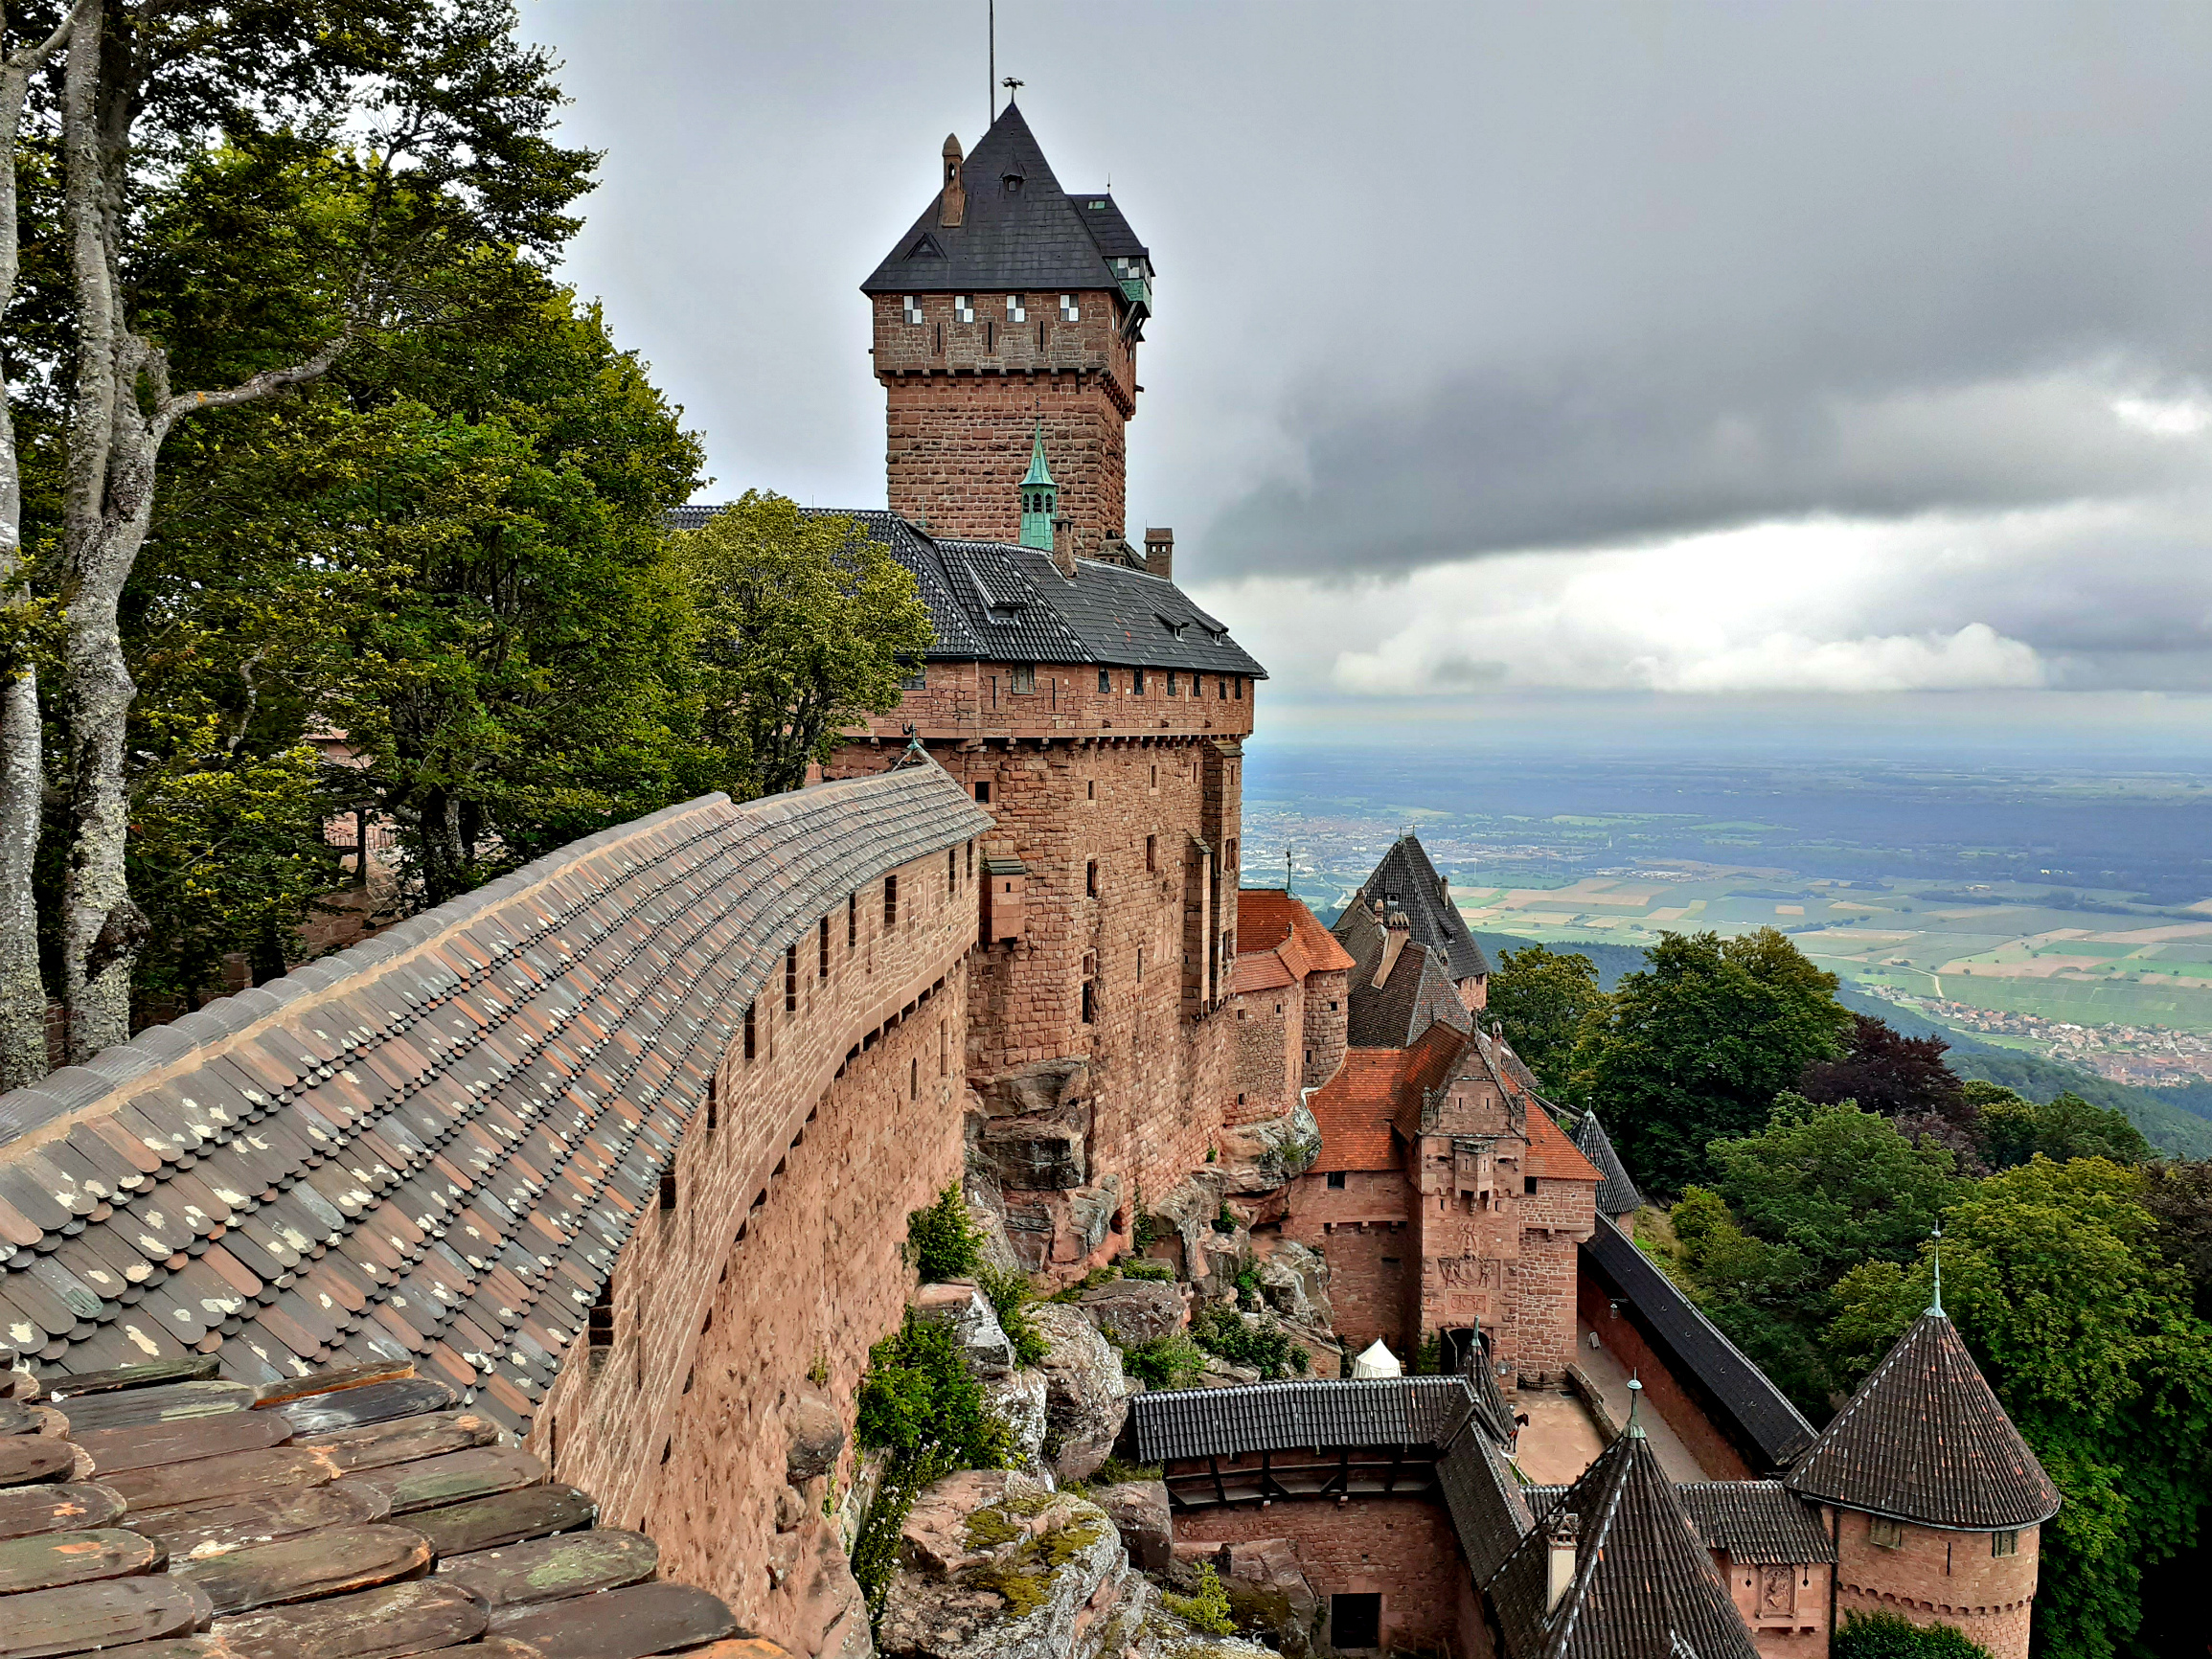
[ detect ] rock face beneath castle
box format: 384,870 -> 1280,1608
878,1471 -> 1275,1659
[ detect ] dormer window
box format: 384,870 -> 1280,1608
954,295 -> 975,323
1060,294 -> 1080,322
901,295 -> 923,325
1007,293 -> 1026,322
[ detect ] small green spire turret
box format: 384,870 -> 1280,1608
1018,422 -> 1057,551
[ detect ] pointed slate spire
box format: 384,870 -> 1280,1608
1489,1416 -> 1759,1659
1785,1311 -> 2060,1530
1929,1224 -> 1946,1318
1571,1109 -> 1643,1218
1017,423 -> 1056,551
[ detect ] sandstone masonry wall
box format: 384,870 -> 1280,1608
1829,1508 -> 2038,1659
873,291 -> 1137,553
1281,1170 -> 1415,1355
1229,978 -> 1300,1127
1173,1496 -> 1493,1658
1301,967 -> 1349,1092
1576,1272 -> 1754,1481
531,837 -> 979,1640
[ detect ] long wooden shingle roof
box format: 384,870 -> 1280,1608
0,766 -> 990,1439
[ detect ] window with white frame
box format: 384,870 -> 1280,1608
901,295 -> 923,325
1060,294 -> 1079,322
954,295 -> 975,323
1007,293 -> 1026,322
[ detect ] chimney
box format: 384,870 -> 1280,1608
1051,515 -> 1076,580
1373,911 -> 1412,989
1545,1511 -> 1580,1612
1144,527 -> 1174,581
939,135 -> 966,228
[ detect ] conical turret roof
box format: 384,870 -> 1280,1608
1571,1109 -> 1643,1218
1785,1312 -> 2060,1529
1490,1410 -> 1759,1659
1021,422 -> 1054,487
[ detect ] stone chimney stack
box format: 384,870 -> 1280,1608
938,134 -> 966,228
1144,528 -> 1174,581
1051,515 -> 1076,579
1545,1511 -> 1580,1612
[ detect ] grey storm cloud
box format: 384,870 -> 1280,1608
517,0 -> 2212,698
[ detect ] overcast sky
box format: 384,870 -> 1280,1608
518,0 -> 2212,753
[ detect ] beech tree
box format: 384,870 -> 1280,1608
1575,928 -> 1854,1196
1486,941 -> 1609,1099
676,492 -> 932,801
31,0 -> 593,1061
0,3 -> 81,1090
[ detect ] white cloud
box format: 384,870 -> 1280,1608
2111,392 -> 2212,438
1199,513 -> 2080,699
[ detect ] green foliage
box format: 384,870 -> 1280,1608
1489,942 -> 1612,1097
674,491 -> 932,800
1115,1258 -> 1175,1282
1189,1305 -> 1308,1379
1162,1563 -> 1235,1636
1412,1331 -> 1443,1375
2142,1160 -> 2212,1321
851,1309 -> 1016,1622
1979,1090 -> 2151,1170
1121,1332 -> 1207,1391
907,1186 -> 987,1283
1827,1158 -> 2212,1659
1834,1611 -> 1993,1659
124,733 -> 341,1001
1576,928 -> 1854,1196
979,1265 -> 1049,1369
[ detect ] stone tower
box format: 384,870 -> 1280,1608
1785,1298 -> 2060,1659
861,101 -> 1152,555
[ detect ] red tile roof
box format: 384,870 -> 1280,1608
1238,889 -> 1356,974
1233,953 -> 1295,993
1311,1023 -> 1468,1172
1526,1101 -> 1604,1182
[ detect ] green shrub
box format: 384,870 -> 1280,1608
907,1185 -> 986,1282
1116,1258 -> 1175,1282
979,1264 -> 1049,1368
1162,1562 -> 1234,1636
1834,1612 -> 1993,1659
1233,1267 -> 1262,1310
1412,1331 -> 1443,1375
851,1309 -> 1016,1623
1189,1304 -> 1308,1379
1122,1331 -> 1207,1390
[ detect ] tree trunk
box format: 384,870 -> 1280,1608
54,0 -> 349,1059
0,2 -> 85,1089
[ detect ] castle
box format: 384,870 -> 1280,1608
0,100 -> 2056,1659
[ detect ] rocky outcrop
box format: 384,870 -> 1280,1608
876,1472 -> 1129,1659
913,1283 -> 1016,1376
1217,1538 -> 1320,1656
1215,1102 -> 1322,1195
975,1116 -> 1086,1190
1250,1239 -> 1333,1329
1072,1277 -> 1185,1347
1028,1303 -> 1129,1481
1089,1479 -> 1171,1574
757,1391 -> 872,1659
995,1174 -> 1125,1274
877,1471 -> 1271,1659
981,1368 -> 1050,1481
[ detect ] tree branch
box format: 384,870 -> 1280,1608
6,0 -> 88,75
160,330 -> 354,426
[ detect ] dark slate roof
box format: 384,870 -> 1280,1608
0,766 -> 991,1438
1490,1427 -> 1761,1659
1069,191 -> 1148,261
1339,834 -> 1491,984
667,506 -> 1267,676
861,103 -> 1130,296
1529,1481 -> 1835,1564
1581,1217 -> 1816,1473
0,1356 -> 741,1655
1571,1110 -> 1644,1218
1440,1422 -> 1535,1584
1128,1375 -> 1476,1465
1338,907 -> 1474,1051
1785,1312 -> 2061,1530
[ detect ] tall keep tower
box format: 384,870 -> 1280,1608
862,101 -> 1152,555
